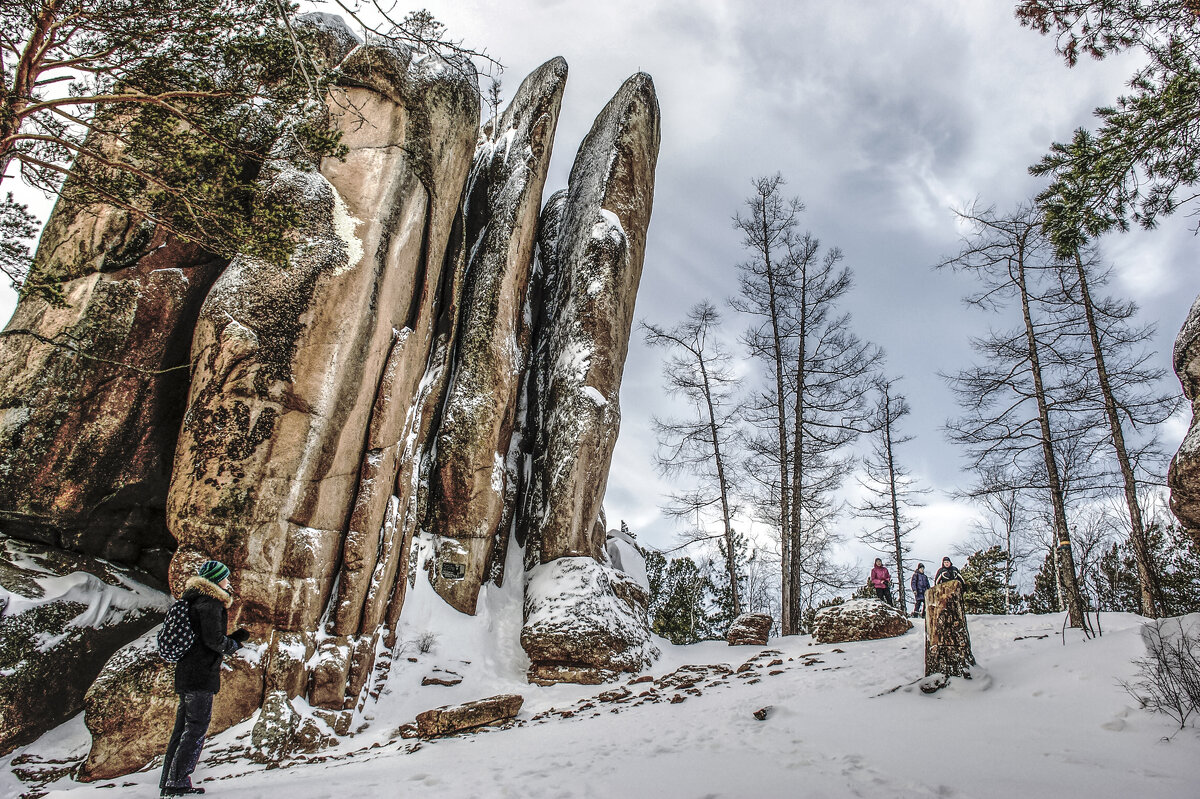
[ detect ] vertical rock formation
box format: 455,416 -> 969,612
425,57 -> 568,615
166,42 -> 479,640
1169,296 -> 1200,546
521,73 -> 660,565
518,73 -> 661,683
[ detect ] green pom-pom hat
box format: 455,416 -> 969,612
197,560 -> 230,584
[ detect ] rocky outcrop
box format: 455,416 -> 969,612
810,599 -> 913,645
924,581 -> 976,678
415,694 -> 523,737
515,73 -> 659,684
1170,295 -> 1200,545
78,631 -> 265,781
0,13 -> 663,772
0,537 -> 167,755
726,613 -> 773,646
426,58 -> 568,615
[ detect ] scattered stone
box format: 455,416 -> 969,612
416,694 -> 524,738
421,669 -> 463,687
811,599 -> 913,644
669,694 -> 685,704
629,674 -> 654,685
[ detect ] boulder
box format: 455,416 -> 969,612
521,557 -> 659,684
415,694 -> 523,737
0,537 -> 167,754
426,58 -> 568,615
810,599 -> 912,644
520,73 -> 660,565
726,613 -> 773,646
79,632 -> 265,781
1170,294 -> 1200,546
924,581 -> 976,678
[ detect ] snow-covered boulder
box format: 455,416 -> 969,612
521,557 -> 659,685
811,599 -> 913,644
727,613 -> 773,646
605,527 -> 649,591
0,537 -> 167,755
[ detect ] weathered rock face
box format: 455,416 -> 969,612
521,557 -> 659,684
727,613 -> 773,646
1169,295 -> 1200,546
520,73 -> 660,565
0,205 -> 225,577
810,599 -> 913,644
0,537 -> 167,755
924,581 -> 976,678
78,631 -> 265,781
426,57 -> 568,615
166,40 -> 479,638
415,693 -> 523,737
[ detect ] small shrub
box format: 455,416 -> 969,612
1122,618 -> 1200,729
414,631 -> 438,655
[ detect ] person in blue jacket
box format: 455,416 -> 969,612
910,562 -> 930,617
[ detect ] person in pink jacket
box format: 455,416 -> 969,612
869,557 -> 894,606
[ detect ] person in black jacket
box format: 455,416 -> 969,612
160,560 -> 249,797
934,556 -> 964,586
910,563 -> 930,617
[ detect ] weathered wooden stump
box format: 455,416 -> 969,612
924,580 -> 976,677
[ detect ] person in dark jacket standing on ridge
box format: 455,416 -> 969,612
910,563 -> 930,617
934,556 -> 964,586
869,557 -> 894,606
160,560 -> 249,797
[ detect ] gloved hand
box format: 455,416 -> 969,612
229,627 -> 251,643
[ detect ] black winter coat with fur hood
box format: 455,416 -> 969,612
175,575 -> 241,694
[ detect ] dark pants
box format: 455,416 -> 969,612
875,587 -> 893,606
913,595 -> 925,615
161,690 -> 214,789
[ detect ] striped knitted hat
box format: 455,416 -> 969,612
197,560 -> 230,584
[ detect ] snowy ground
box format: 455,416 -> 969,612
3,606 -> 1198,799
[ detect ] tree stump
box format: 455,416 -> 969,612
924,580 -> 976,677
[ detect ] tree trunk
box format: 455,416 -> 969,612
1014,248 -> 1087,628
883,388 -> 907,614
699,353 -> 741,616
924,581 -> 976,677
1071,250 -> 1162,618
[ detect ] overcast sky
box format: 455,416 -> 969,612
3,2 -> 1196,582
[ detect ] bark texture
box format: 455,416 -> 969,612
924,581 -> 976,678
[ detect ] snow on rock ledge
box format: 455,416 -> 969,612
0,537 -> 168,755
521,557 -> 659,685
